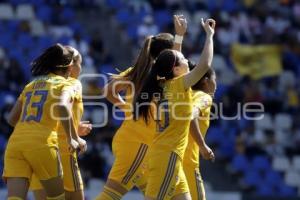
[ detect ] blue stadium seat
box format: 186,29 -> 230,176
36,5 -> 52,23
153,10 -> 172,29
252,156 -> 271,171
231,154 -> 249,172
278,184 -> 297,197
17,33 -> 34,49
7,20 -> 20,32
106,0 -> 123,9
8,48 -> 23,63
0,32 -> 14,48
37,36 -> 54,49
99,64 -> 115,74
265,170 -> 283,187
29,0 -> 45,7
127,24 -> 138,40
205,126 -> 224,145
237,117 -> 251,130
111,111 -> 124,127
28,48 -> 40,61
242,169 -> 262,187
0,135 -> 7,152
218,140 -> 235,158
61,7 -> 75,23
135,8 -> 149,24
56,35 -> 71,45
256,182 -> 274,196
69,22 -> 84,35
10,0 -> 27,6
221,0 -> 239,12
116,9 -> 133,25
214,83 -> 229,101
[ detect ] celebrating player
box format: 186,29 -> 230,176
133,18 -> 215,200
3,44 -> 84,200
183,67 -> 216,200
95,15 -> 187,200
29,46 -> 91,200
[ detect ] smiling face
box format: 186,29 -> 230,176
172,51 -> 189,77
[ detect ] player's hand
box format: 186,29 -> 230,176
174,15 -> 187,36
201,18 -> 216,36
68,138 -> 79,153
199,143 -> 215,162
78,121 -> 92,136
77,137 -> 87,154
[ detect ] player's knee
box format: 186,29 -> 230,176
95,186 -> 122,200
46,193 -> 65,200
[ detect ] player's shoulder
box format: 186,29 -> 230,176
65,77 -> 82,90
193,91 -> 212,108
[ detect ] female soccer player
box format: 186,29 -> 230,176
29,46 -> 92,200
96,15 -> 187,200
4,44 -> 85,200
134,18 -> 215,200
183,68 -> 216,200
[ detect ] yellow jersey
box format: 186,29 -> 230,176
113,67 -> 156,145
152,75 -> 193,159
183,91 -> 212,167
57,78 -> 84,153
7,73 -> 68,151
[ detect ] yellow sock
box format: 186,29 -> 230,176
95,186 -> 122,200
8,197 -> 23,200
46,193 -> 65,200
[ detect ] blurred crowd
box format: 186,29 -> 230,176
0,0 -> 300,198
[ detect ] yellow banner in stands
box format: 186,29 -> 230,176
231,44 -> 282,79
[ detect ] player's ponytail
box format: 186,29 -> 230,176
133,49 -> 179,123
31,43 -> 74,77
112,33 -> 174,94
128,35 -> 153,94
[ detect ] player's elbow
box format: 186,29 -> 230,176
6,117 -> 16,127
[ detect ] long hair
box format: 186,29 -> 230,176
133,49 -> 180,123
31,43 -> 74,76
112,33 -> 174,94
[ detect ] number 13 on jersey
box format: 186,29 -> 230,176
21,90 -> 48,123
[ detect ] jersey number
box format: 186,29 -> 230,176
156,100 -> 169,132
21,90 -> 48,122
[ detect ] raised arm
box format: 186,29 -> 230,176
173,15 -> 187,52
103,79 -> 131,111
183,18 -> 215,89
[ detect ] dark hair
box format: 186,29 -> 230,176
64,45 -> 82,65
133,49 -> 180,123
187,60 -> 215,90
192,68 -> 215,91
112,33 -> 174,94
31,43 -> 74,76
